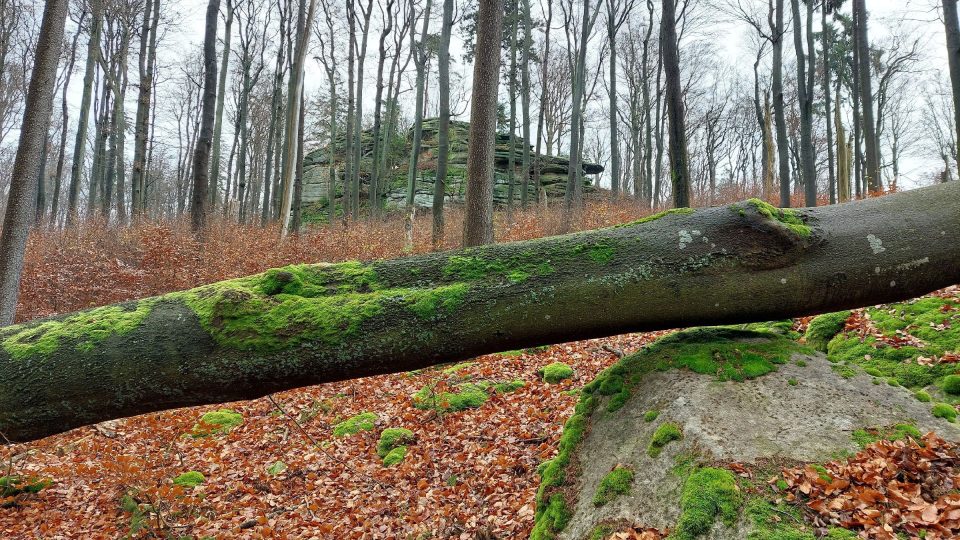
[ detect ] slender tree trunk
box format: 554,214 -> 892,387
606,3 -> 620,199
0,0 -> 68,325
562,0 -> 595,229
753,48 -> 771,200
642,0 -> 654,207
208,0 -> 234,212
368,0 -> 394,219
944,0 -> 960,163
534,0 -> 553,202
507,11 -> 518,221
853,0 -> 880,193
279,0 -> 318,236
520,0 -> 533,207
5,181 -> 960,442
344,0 -> 356,219
67,3 -> 102,226
291,93 -> 305,232
823,6 -> 836,204
261,23 -> 285,225
661,0 -> 689,208
406,0 -> 433,208
433,0 -> 453,249
792,0 -> 815,206
51,15 -> 85,224
773,0 -> 790,207
463,0 -> 504,246
190,0 -> 222,232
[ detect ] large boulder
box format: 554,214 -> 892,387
533,316 -> 960,540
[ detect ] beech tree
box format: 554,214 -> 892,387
2,182 -> 959,442
0,0 -> 69,325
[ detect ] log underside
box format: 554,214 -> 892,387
2,182 -> 959,443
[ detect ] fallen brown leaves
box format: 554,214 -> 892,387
780,433 -> 960,540
0,334 -> 665,538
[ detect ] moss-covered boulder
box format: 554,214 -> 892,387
533,326 -> 960,540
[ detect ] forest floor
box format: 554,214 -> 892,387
2,196 -> 957,539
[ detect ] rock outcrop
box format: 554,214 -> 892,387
300,118 -> 603,216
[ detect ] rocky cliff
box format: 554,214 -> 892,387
300,118 -> 603,216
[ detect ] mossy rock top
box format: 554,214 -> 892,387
537,329 -> 960,540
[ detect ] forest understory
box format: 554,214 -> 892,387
1,198 -> 958,539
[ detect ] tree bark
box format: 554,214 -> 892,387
190,0 -> 222,232
433,0 -> 453,249
853,0 -> 880,193
661,0 -> 689,208
0,0 -> 68,325
3,182 -> 960,442
405,0 -> 432,208
943,0 -> 960,161
773,0 -> 790,207
823,5 -> 836,205
463,0 -> 504,247
208,0 -> 234,213
792,0 -> 816,206
67,2 -> 102,227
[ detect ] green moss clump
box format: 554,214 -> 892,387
788,379 -> 799,386
171,261 -> 473,353
413,379 -> 525,412
541,362 -> 575,383
745,497 -> 854,539
746,199 -> 812,238
644,410 -> 660,422
441,361 -> 475,375
377,428 -> 415,458
0,476 -> 51,498
191,408 -> 243,436
332,412 -> 378,437
672,467 -> 741,540
266,461 -> 287,475
915,390 -> 932,403
2,299 -> 157,360
589,525 -> 615,540
804,311 -> 851,351
382,446 -> 407,466
593,466 -> 634,506
943,375 -> 960,395
648,422 -> 683,458
172,471 -> 205,488
851,423 -> 922,448
932,403 -> 957,422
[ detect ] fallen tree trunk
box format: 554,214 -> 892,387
3,182 -> 960,443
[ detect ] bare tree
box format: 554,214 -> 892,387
463,0 -> 504,246
0,0 -> 68,324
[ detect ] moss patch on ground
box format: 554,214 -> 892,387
191,409 -> 243,437
540,362 -> 575,384
825,297 -> 960,397
932,403 -> 957,422
382,446 -> 407,466
593,466 -> 634,507
172,471 -> 205,488
332,412 -> 378,436
377,428 -> 415,458
1,299 -> 158,360
412,379 -> 524,412
851,423 -> 922,448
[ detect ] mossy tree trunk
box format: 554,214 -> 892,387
3,183 -> 960,443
